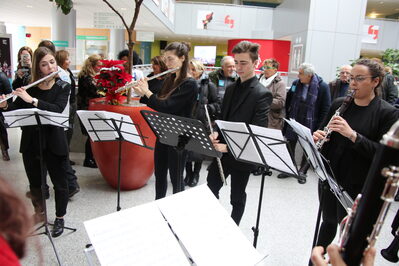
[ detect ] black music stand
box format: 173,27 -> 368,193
283,118 -> 353,266
215,120 -> 299,248
140,110 -> 222,193
3,109 -> 77,266
77,110 -> 153,211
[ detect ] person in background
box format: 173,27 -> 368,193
133,42 -> 198,199
0,176 -> 32,265
371,58 -> 398,105
77,54 -> 102,168
184,59 -> 220,187
329,65 -> 352,101
147,55 -> 168,95
0,47 -> 71,237
278,63 -> 331,184
209,55 -> 238,101
12,46 -> 33,89
206,41 -> 272,225
118,49 -> 143,73
55,50 -> 80,198
0,71 -> 12,161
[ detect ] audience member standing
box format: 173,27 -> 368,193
77,54 -> 102,168
371,58 -> 398,105
0,71 -> 12,161
329,65 -> 352,101
278,63 -> 331,184
209,56 -> 238,101
12,46 -> 33,89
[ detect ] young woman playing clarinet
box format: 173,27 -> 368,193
0,47 -> 71,237
313,58 -> 399,249
133,42 -> 198,199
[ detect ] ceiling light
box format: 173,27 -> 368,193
26,5 -> 33,8
369,12 -> 378,18
379,1 -> 384,4
121,7 -> 127,11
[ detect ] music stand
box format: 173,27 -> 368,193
284,118 -> 353,264
215,120 -> 299,248
140,110 -> 222,193
77,110 -> 153,211
3,108 -> 77,266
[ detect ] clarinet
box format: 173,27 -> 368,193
315,90 -> 355,150
339,120 -> 399,265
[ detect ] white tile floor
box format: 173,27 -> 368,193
0,127 -> 397,265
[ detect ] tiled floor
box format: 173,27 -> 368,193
0,127 -> 397,265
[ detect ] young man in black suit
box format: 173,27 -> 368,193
206,41 -> 273,225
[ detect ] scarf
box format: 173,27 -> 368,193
259,72 -> 278,88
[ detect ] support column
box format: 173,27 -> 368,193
109,29 -> 126,60
51,6 -> 76,68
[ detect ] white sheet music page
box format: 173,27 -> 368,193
77,110 -> 117,141
249,125 -> 298,176
215,120 -> 263,165
102,111 -> 143,146
3,108 -> 69,128
84,202 -> 190,266
157,185 -> 265,266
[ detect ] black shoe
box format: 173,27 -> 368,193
26,189 -> 50,200
278,173 -> 292,179
83,159 -> 97,168
68,186 -> 80,198
69,160 -> 76,166
297,172 -> 307,184
51,218 -> 64,238
395,190 -> 399,202
188,173 -> 199,187
184,172 -> 192,186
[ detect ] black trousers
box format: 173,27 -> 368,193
22,149 -> 69,217
287,138 -> 308,172
207,156 -> 251,225
154,140 -> 186,199
0,115 -> 9,150
316,181 -> 362,249
85,137 -> 94,161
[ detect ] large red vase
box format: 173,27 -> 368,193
88,97 -> 156,190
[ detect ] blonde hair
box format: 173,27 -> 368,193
190,59 -> 205,73
78,54 -> 102,78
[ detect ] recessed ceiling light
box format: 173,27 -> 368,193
26,5 -> 33,8
121,7 -> 127,11
379,1 -> 384,4
369,12 -> 379,18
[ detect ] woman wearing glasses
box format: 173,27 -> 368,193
312,58 -> 399,249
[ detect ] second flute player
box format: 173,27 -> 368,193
207,41 -> 272,225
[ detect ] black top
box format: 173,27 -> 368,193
5,79 -> 71,155
145,77 -> 198,118
139,72 -> 165,105
0,72 -> 12,118
67,68 -> 76,104
322,96 -> 399,191
12,68 -> 31,89
77,75 -> 99,110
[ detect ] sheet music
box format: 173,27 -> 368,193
249,125 -> 298,176
3,108 -> 69,128
157,185 -> 265,266
84,202 -> 190,266
215,120 -> 263,165
77,110 -> 143,146
284,119 -> 328,181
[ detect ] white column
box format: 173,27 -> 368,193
109,29 -> 126,60
51,6 -> 76,68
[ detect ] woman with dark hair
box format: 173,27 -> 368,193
139,56 -> 168,105
0,176 -> 32,265
0,47 -> 71,237
133,42 -> 198,199
77,54 -> 102,168
12,46 -> 33,89
313,58 -> 399,249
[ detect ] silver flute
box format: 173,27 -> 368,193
315,89 -> 355,150
115,67 -> 179,94
0,70 -> 61,104
204,104 -> 227,185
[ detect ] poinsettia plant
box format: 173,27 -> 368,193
95,60 -> 133,105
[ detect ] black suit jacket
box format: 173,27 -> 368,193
5,79 -> 70,156
220,76 -> 273,171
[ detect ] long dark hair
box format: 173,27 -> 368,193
158,42 -> 191,99
31,47 -> 56,83
0,176 -> 31,258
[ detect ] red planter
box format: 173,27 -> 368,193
88,97 -> 156,190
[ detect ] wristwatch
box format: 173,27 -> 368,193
31,98 -> 38,105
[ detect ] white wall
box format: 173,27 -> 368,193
174,3 -> 274,39
362,18 -> 399,51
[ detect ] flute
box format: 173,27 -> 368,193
0,70 -> 61,104
205,104 -> 227,185
115,67 -> 179,94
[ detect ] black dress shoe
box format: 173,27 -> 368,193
297,172 -> 307,184
252,167 -> 262,176
278,173 -> 292,179
69,160 -> 76,166
83,159 -> 97,168
51,218 -> 65,238
68,186 -> 80,198
188,173 -> 199,187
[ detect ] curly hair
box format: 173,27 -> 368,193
0,176 -> 31,258
78,54 -> 102,78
